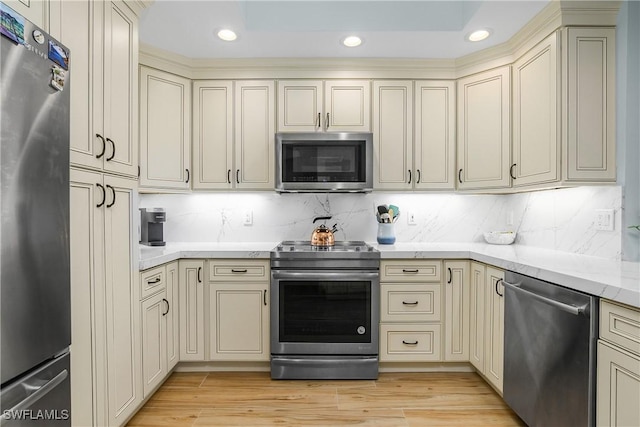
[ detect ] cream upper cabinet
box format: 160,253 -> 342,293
469,262 -> 486,371
277,80 -> 371,132
5,0 -> 47,29
512,32 -> 560,187
443,261 -> 470,361
179,260 -> 205,361
373,81 -> 413,190
192,81 -> 234,190
457,66 -> 511,190
563,27 -> 616,182
235,80 -> 276,189
139,66 -> 191,190
415,81 -> 456,190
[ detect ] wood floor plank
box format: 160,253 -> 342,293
201,371 -> 377,390
195,408 -> 408,426
404,409 -> 526,426
162,372 -> 208,388
126,407 -> 201,427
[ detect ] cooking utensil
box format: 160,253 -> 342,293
311,216 -> 335,246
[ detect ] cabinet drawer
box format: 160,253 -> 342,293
380,260 -> 441,282
380,324 -> 441,361
140,265 -> 166,300
209,260 -> 269,282
601,300 -> 640,356
381,284 -> 441,322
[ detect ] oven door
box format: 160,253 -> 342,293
270,270 -> 379,355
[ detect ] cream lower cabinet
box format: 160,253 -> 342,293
457,67 -> 511,190
70,168 -> 141,426
179,260 -> 205,360
208,260 -> 270,361
139,66 -> 191,190
140,261 -> 179,398
443,261 -> 470,361
469,262 -> 505,393
379,260 -> 443,362
597,300 -> 640,426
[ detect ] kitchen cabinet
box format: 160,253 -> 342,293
379,260 -> 443,362
469,262 -> 504,393
5,0 -> 47,29
140,261 -> 179,398
192,81 -> 274,190
597,300 -> 640,427
512,32 -> 560,187
70,168 -> 141,427
208,260 -> 270,361
277,80 -> 371,132
373,81 -> 413,190
139,66 -> 191,190
50,0 -> 139,177
179,260 -> 205,361
457,66 -> 511,190
443,261 -> 470,361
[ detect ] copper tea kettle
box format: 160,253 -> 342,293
311,216 -> 337,247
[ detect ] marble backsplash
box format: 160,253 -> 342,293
140,185 -> 623,260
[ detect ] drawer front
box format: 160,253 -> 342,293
140,265 -> 166,300
601,300 -> 640,355
380,260 -> 441,282
209,260 -> 269,282
380,324 -> 441,361
381,284 -> 441,322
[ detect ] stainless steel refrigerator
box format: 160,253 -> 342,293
1,3 -> 71,425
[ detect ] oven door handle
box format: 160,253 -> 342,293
272,271 -> 379,280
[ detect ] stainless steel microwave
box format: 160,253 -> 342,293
275,132 -> 373,192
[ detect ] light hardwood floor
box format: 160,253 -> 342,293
127,372 -> 526,426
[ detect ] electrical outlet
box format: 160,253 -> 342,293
407,211 -> 417,226
595,209 -> 614,231
243,210 -> 253,226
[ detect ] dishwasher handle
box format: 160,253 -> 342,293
502,280 -> 588,316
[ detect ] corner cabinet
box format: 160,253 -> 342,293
192,81 -> 274,190
70,168 -> 141,427
139,66 -> 191,190
457,67 -> 511,190
277,80 -> 371,132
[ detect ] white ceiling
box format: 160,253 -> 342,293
139,0 -> 550,59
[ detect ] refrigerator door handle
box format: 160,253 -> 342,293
0,369 -> 68,422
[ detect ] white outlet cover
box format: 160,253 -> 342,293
407,210 -> 417,226
243,210 -> 253,226
595,209 -> 614,231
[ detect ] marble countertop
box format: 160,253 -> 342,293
139,242 -> 640,308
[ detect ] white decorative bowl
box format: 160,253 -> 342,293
483,231 -> 516,245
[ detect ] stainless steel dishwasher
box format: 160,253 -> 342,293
502,271 -> 598,427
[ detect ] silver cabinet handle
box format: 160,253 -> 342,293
402,301 -> 419,305
1,370 -> 68,420
502,280 -> 588,316
402,340 -> 418,345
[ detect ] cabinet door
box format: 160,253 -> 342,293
277,80 -> 323,132
139,66 -> 191,189
443,261 -> 470,361
102,0 -> 138,177
485,266 -> 505,393
102,175 -> 141,425
469,262 -> 485,372
325,80 -> 371,131
49,0 -> 103,171
513,32 -> 560,187
166,262 -> 180,371
192,81 -> 234,190
415,81 -> 456,190
597,341 -> 640,427
373,81 -> 413,190
4,0 -> 47,29
179,260 -> 205,360
209,283 -> 269,361
141,292 -> 166,398
69,168 -> 105,427
457,67 -> 511,190
564,28 -> 616,182
235,81 -> 275,189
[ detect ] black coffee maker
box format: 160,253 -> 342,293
140,208 -> 166,246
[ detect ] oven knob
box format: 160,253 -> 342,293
368,246 -> 374,251
289,246 -> 294,251
357,326 -> 366,335
276,246 -> 283,251
355,247 -> 361,251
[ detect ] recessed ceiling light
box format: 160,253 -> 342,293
342,36 -> 362,47
467,29 -> 491,42
217,29 -> 237,42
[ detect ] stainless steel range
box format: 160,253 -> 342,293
270,241 -> 380,379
